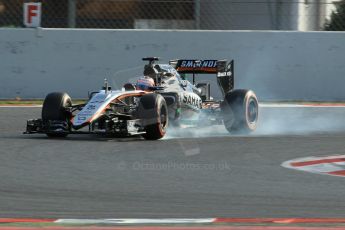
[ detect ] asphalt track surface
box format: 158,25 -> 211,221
1,106 -> 345,218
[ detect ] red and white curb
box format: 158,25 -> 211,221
3,218 -> 345,230
282,155 -> 345,177
2,218 -> 345,224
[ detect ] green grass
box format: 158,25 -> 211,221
0,100 -> 87,105
0,100 -> 43,105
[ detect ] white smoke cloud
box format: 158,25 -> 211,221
164,104 -> 345,140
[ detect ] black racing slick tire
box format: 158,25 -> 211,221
138,93 -> 168,140
42,92 -> 72,138
221,89 -> 258,134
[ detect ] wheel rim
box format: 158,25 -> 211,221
247,98 -> 258,124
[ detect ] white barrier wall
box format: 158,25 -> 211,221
1,28 -> 345,100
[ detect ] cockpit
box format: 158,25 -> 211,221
140,57 -> 201,95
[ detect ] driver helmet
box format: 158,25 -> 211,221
136,76 -> 155,91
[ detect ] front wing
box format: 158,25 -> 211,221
24,118 -> 145,137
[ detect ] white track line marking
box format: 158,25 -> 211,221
260,104 -> 306,108
260,104 -> 345,108
55,218 -> 216,224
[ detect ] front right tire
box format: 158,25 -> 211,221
42,92 -> 72,138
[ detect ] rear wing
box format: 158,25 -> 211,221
169,59 -> 234,95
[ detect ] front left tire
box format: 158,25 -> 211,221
137,93 -> 168,140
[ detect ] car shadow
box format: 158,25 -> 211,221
3,133 -> 148,142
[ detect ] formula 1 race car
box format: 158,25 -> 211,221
25,57 -> 259,140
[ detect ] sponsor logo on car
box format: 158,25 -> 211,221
217,71 -> 232,77
86,105 -> 96,110
78,116 -> 86,121
183,94 -> 202,109
180,60 -> 217,68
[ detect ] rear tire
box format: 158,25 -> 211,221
137,94 -> 168,140
221,89 -> 258,134
42,92 -> 72,138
